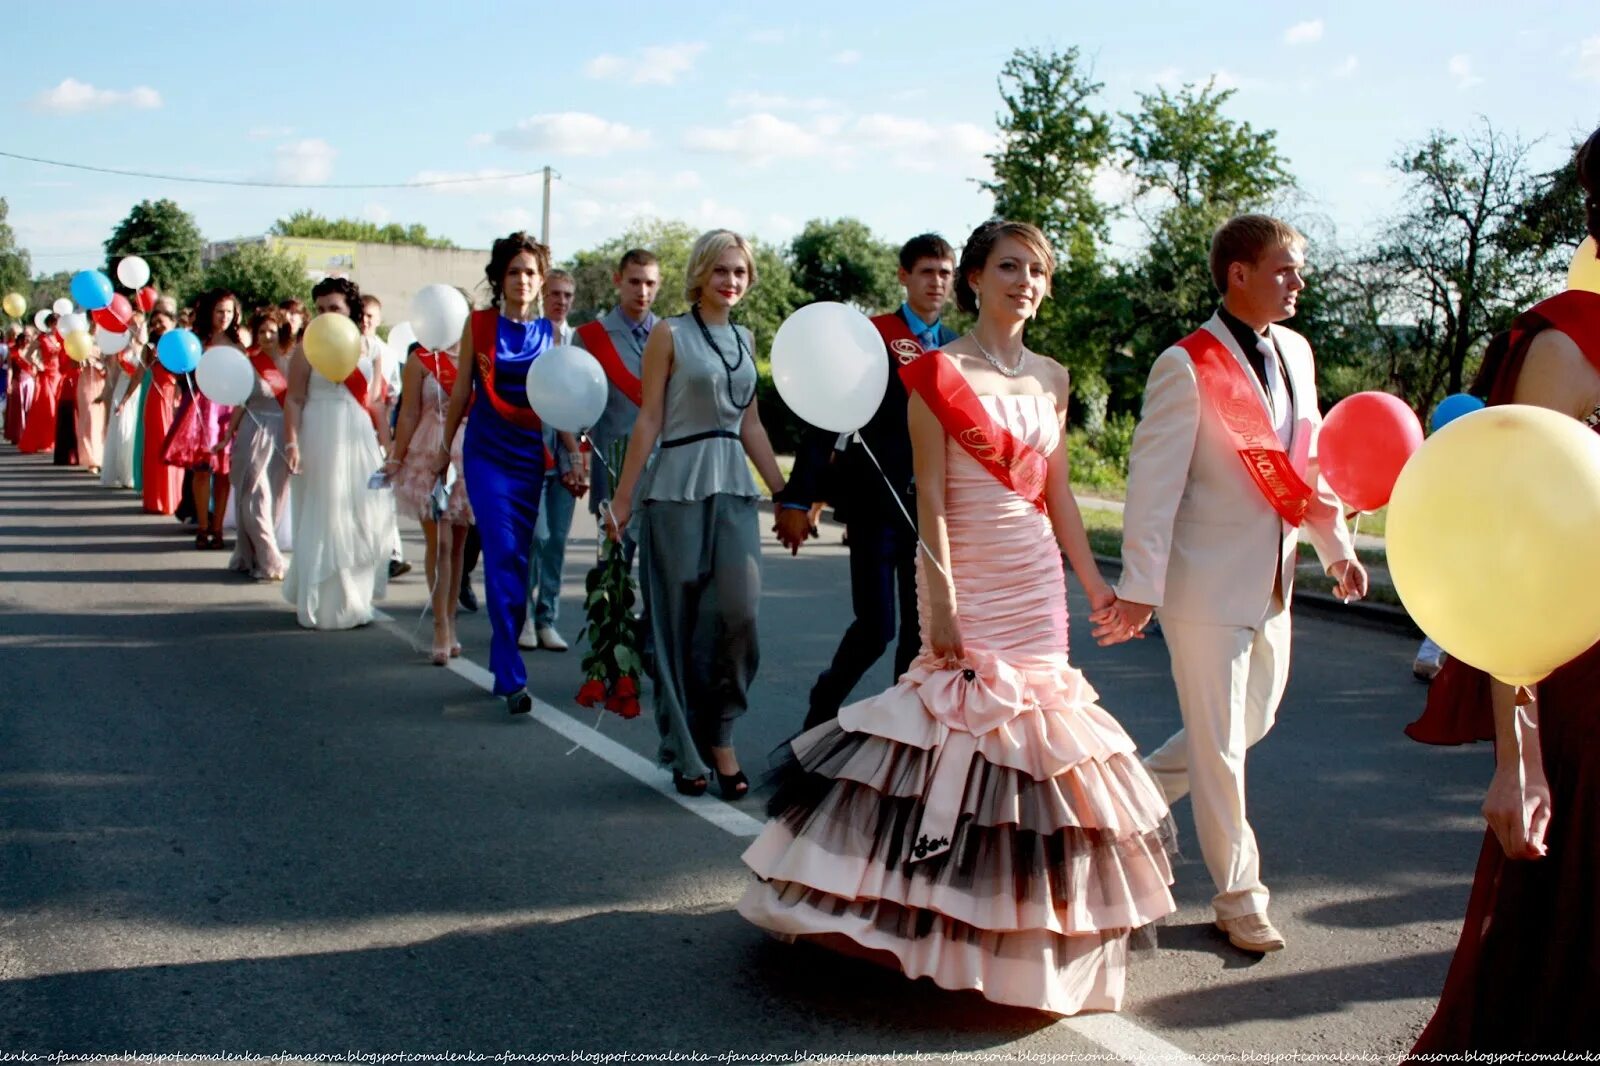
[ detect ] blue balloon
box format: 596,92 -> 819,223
157,328 -> 203,374
1431,392 -> 1486,432
70,269 -> 114,311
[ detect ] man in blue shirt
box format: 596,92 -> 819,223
777,233 -> 958,729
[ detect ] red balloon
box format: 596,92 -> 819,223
136,285 -> 158,313
1317,391 -> 1424,512
92,293 -> 133,331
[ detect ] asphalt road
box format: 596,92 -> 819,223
0,448 -> 1495,1063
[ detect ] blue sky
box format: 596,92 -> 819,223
5,0 -> 1598,273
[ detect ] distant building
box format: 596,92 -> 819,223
203,236 -> 489,325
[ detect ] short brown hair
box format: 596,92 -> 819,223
617,248 -> 659,274
954,220 -> 1054,315
545,268 -> 575,287
1209,214 -> 1305,294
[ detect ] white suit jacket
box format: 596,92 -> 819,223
1116,313 -> 1356,629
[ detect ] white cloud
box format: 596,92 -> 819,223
1153,66 -> 1184,89
683,113 -> 827,165
1092,163 -> 1140,204
466,132 -> 493,148
1333,55 -> 1359,78
578,169 -> 702,196
32,78 -> 161,114
247,125 -> 295,141
487,207 -> 539,232
727,90 -> 833,111
363,203 -> 392,226
683,110 -> 995,174
12,202 -> 128,254
584,42 -> 706,86
1448,54 -> 1483,89
493,112 -> 652,156
1577,36 -> 1600,82
834,50 -> 862,65
274,139 -> 336,184
1284,19 -> 1324,45
411,168 -> 546,196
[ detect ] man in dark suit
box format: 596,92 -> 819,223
776,234 -> 958,730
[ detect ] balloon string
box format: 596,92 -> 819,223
855,434 -> 951,582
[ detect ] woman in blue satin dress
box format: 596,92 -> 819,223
440,233 -> 553,714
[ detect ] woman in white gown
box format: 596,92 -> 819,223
281,278 -> 395,630
100,318 -> 144,489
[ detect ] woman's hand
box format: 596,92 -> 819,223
431,443 -> 451,474
1484,762 -> 1552,860
283,441 -> 302,475
929,607 -> 964,664
604,500 -> 630,543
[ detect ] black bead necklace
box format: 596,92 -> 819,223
691,303 -> 755,411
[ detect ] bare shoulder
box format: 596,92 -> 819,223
1526,327 -> 1590,372
1029,351 -> 1072,401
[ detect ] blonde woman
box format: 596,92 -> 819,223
607,230 -> 786,799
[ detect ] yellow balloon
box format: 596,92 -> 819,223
1387,405 -> 1600,686
64,329 -> 96,363
2,292 -> 24,318
303,313 -> 361,383
1571,237 -> 1600,294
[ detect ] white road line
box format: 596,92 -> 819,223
373,609 -> 1200,1065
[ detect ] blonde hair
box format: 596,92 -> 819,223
684,229 -> 758,305
1209,214 -> 1305,294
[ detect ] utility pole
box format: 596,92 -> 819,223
540,166 -> 552,248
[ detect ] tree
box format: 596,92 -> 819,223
981,47 -> 1113,267
198,242 -> 312,309
271,209 -> 457,249
788,218 -> 900,312
0,198 -> 31,300
104,199 -> 204,296
563,218 -> 697,322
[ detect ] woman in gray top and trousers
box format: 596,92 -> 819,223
606,230 -> 788,799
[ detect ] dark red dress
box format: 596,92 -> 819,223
18,332 -> 64,455
1404,289 -> 1600,1057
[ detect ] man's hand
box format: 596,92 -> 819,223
773,506 -> 814,556
1094,598 -> 1154,646
1329,559 -> 1369,603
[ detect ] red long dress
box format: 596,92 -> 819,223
18,332 -> 64,454
140,362 -> 182,514
1404,289 -> 1600,1058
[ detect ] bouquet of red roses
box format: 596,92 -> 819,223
576,442 -> 644,719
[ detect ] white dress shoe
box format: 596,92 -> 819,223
517,620 -> 539,650
536,625 -> 569,652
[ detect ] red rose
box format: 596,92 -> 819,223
614,675 -> 638,699
576,678 -> 607,707
618,696 -> 642,719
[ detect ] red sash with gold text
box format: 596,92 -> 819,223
873,312 -> 928,368
575,320 -> 642,407
898,350 -> 1049,512
470,309 -> 540,430
1178,329 -> 1312,526
417,349 -> 458,394
247,348 -> 288,407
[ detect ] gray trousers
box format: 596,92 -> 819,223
639,494 -> 761,779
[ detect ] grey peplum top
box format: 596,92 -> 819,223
640,314 -> 760,503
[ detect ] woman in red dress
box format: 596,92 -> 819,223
1404,127 -> 1600,1058
140,304 -> 183,515
18,317 -> 64,455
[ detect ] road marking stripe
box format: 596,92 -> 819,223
373,609 -> 1200,1064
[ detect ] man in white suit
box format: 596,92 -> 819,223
1103,214 -> 1366,954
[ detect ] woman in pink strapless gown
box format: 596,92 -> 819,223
739,221 -> 1176,1015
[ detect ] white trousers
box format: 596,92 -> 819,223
1144,600 -> 1291,921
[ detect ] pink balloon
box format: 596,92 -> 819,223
1318,391 -> 1424,513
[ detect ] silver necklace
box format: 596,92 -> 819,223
968,333 -> 1026,378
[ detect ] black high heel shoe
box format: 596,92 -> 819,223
716,769 -> 749,801
673,769 -> 709,796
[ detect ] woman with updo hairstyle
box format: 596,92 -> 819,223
737,219 -> 1175,1015
606,229 -> 787,799
1403,126 -> 1600,1059
438,232 -> 556,712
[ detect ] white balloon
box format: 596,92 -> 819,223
34,309 -> 50,331
770,302 -> 890,434
60,312 -> 90,337
386,320 -> 417,358
525,344 -> 608,433
52,297 -> 73,317
410,285 -> 470,351
195,346 -> 254,406
116,255 -> 151,290
95,326 -> 129,354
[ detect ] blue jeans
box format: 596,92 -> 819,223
529,473 -> 577,629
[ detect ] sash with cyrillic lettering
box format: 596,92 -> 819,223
1178,329 -> 1312,526
417,349 -> 458,394
872,312 -> 930,368
898,349 -> 1049,511
575,320 -> 642,407
469,309 -> 540,430
247,348 -> 288,407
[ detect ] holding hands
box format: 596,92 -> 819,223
1094,594 -> 1153,647
772,506 -> 817,555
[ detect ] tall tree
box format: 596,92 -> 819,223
563,218 -> 697,322
271,209 -> 457,249
104,199 -> 204,296
788,217 -> 901,312
0,198 -> 32,300
198,242 -> 312,309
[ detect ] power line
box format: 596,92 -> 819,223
0,149 -> 551,190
